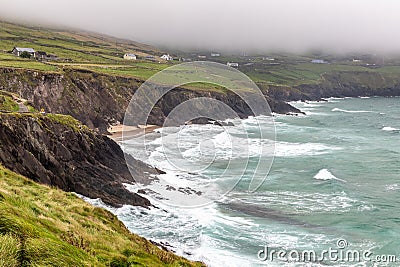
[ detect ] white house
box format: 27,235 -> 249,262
263,57 -> 275,61
211,52 -> 220,57
124,53 -> 137,60
12,47 -> 36,57
161,54 -> 173,61
227,62 -> 239,67
311,59 -> 327,64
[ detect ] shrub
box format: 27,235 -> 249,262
19,51 -> 32,59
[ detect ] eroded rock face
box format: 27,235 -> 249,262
0,113 -> 155,208
2,67 -> 400,133
0,68 -> 300,132
294,71 -> 400,100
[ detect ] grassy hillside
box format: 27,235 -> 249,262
0,21 -> 170,79
0,165 -> 203,267
3,20 -> 400,89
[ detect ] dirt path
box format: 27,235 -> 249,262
18,102 -> 29,113
10,94 -> 29,113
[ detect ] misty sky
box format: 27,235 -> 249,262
0,0 -> 399,53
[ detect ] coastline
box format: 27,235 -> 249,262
107,124 -> 160,141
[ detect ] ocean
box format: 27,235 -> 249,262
83,96 -> 400,266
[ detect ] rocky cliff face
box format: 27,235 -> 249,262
1,68 -> 400,133
255,71 -> 400,102
0,68 -> 140,133
294,71 -> 400,100
0,113 -> 156,207
0,68 -> 299,132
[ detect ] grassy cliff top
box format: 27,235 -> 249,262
0,165 -> 203,267
3,20 -> 400,89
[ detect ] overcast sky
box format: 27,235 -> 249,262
0,0 -> 399,53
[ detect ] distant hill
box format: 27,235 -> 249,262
0,20 -> 163,62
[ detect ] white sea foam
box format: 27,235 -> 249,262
275,142 -> 341,157
237,191 -> 371,213
328,97 -> 346,100
385,184 -> 400,191
78,190 -> 261,266
332,108 -> 373,113
382,126 -> 399,132
314,169 -> 346,182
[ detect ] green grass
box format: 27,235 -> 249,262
4,20 -> 400,91
44,113 -> 90,132
0,165 -> 204,267
0,24 -> 167,77
0,21 -> 161,63
0,91 -> 19,112
245,63 -> 374,86
0,96 -> 18,112
0,59 -> 59,72
0,21 -> 169,78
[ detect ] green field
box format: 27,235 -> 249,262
244,62 -> 400,86
2,20 -> 400,89
0,21 -> 167,75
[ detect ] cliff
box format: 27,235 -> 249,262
0,112 -> 156,208
1,67 -> 400,134
0,165 -> 203,266
0,67 -> 299,132
263,71 -> 400,101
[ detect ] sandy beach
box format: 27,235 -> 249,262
107,124 -> 160,141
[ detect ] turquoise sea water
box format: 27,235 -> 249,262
86,97 -> 400,266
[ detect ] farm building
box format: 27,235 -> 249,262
227,62 -> 239,67
161,54 -> 173,61
12,47 -> 36,57
124,53 -> 137,60
311,59 -> 327,64
36,51 -> 58,61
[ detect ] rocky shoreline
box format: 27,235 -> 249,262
1,68 -> 400,135
0,113 -> 157,208
2,67 -> 400,208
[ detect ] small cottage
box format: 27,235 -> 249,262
161,54 -> 173,61
124,53 -> 137,60
311,59 -> 327,64
227,62 -> 239,67
12,47 -> 36,57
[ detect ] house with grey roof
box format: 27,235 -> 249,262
227,62 -> 239,68
123,53 -> 137,60
12,47 -> 36,57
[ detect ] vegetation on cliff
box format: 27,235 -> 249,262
0,91 -> 18,112
2,21 -> 400,131
0,112 -> 157,208
0,165 -> 203,267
